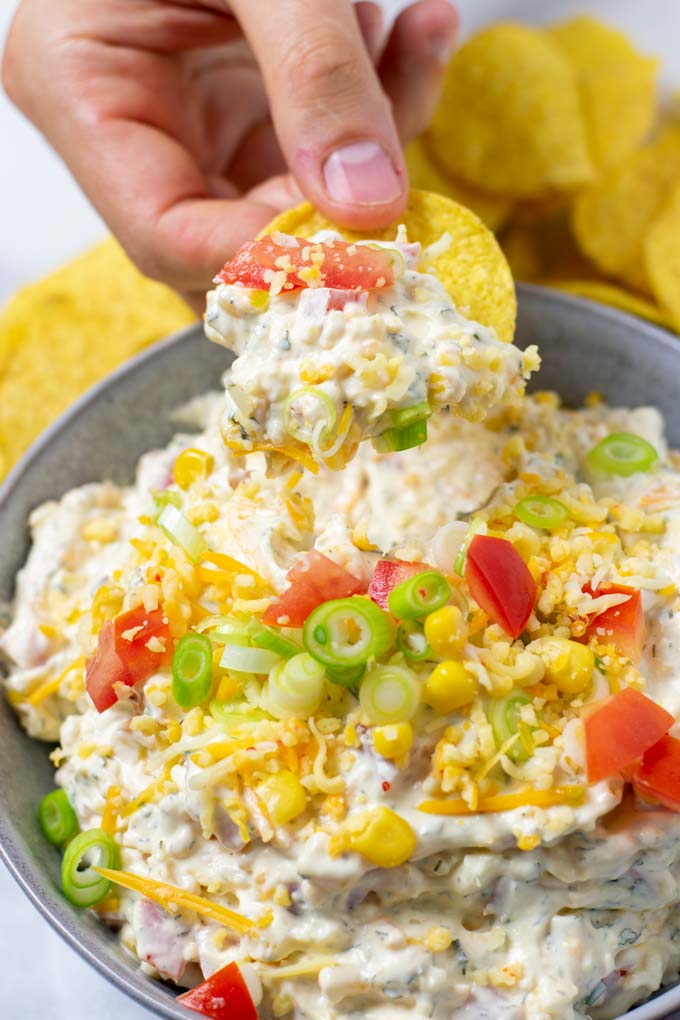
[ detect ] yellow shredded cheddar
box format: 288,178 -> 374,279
94,868 -> 270,934
26,656 -> 87,707
418,785 -> 585,815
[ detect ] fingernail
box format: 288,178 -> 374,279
323,142 -> 402,205
428,27 -> 457,65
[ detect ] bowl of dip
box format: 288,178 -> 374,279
2,285 -> 680,1020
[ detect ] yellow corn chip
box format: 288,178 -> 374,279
406,137 -> 512,232
644,182 -> 680,331
261,189 -> 516,343
0,238 -> 195,476
547,279 -> 673,330
548,16 -> 658,170
572,126 -> 680,286
428,24 -> 593,199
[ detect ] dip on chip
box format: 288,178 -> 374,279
428,24 -> 594,199
204,192 -> 533,474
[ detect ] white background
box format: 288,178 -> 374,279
1,2 -> 680,1018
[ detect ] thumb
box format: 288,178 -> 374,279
231,0 -> 408,230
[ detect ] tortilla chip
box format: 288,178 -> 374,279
547,279 -> 673,330
261,190 -> 516,343
0,237 -> 195,476
406,138 -> 512,232
548,16 -> 658,171
644,182 -> 680,331
572,126 -> 680,287
501,212 -> 592,283
428,24 -> 593,199
499,224 -> 544,283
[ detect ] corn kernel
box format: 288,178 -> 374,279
426,926 -> 453,953
424,661 -> 477,714
517,834 -> 541,851
424,606 -> 467,659
182,707 -> 205,737
257,770 -> 308,826
373,722 -> 414,760
346,806 -> 416,868
173,448 -> 214,490
537,637 -> 594,694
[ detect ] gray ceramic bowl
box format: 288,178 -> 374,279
2,286 -> 680,1020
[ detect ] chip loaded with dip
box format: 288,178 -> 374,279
6,192 -> 680,1020
205,191 -> 536,473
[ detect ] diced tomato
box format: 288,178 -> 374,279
464,535 -> 536,639
584,688 -> 674,783
633,734 -> 680,811
368,558 -> 429,611
584,583 -> 645,663
113,606 -> 171,682
86,606 -> 172,713
263,550 -> 366,627
177,962 -> 257,1020
217,236 -> 395,294
85,621 -> 128,713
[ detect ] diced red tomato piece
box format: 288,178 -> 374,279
85,621 -> 128,713
368,558 -> 429,611
633,734 -> 680,811
217,236 -> 395,294
584,687 -> 674,783
263,550 -> 366,628
177,962 -> 257,1020
584,583 -> 645,663
86,606 -> 172,713
464,535 -> 536,639
113,606 -> 171,683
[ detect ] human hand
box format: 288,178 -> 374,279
2,0 -> 457,306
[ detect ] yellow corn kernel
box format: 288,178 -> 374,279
257,770 -> 308,826
248,289 -> 270,310
425,926 -> 453,953
424,606 -> 467,659
346,806 -> 416,868
538,637 -> 594,695
182,707 -> 206,737
424,661 -> 477,714
373,722 -> 414,760
173,448 -> 214,490
163,721 -> 182,745
517,834 -> 541,851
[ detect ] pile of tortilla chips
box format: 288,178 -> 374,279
0,238 -> 195,480
409,15 -> 680,334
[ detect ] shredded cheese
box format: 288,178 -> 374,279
119,757 -> 179,818
260,956 -> 337,981
94,868 -> 270,934
418,785 -> 585,815
203,551 -> 267,586
101,785 -> 122,835
26,656 -> 86,707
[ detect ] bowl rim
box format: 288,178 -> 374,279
1,284 -> 680,1020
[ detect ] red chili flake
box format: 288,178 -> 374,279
382,781 -> 391,792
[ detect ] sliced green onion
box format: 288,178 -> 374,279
372,417 -> 428,453
172,632 -> 213,709
61,828 -> 118,908
388,570 -> 450,620
220,643 -> 281,675
250,622 -> 301,660
39,789 -> 79,846
391,402 -> 432,429
454,518 -> 487,576
209,699 -> 269,732
326,663 -> 366,687
396,619 -> 431,661
303,597 -> 394,668
265,653 -> 326,719
151,489 -> 182,523
157,503 -> 207,563
283,387 -> 337,445
359,665 -> 420,724
488,691 -> 535,763
586,432 -> 658,477
515,495 -> 568,531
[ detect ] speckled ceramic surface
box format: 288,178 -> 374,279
1,286 -> 680,1020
